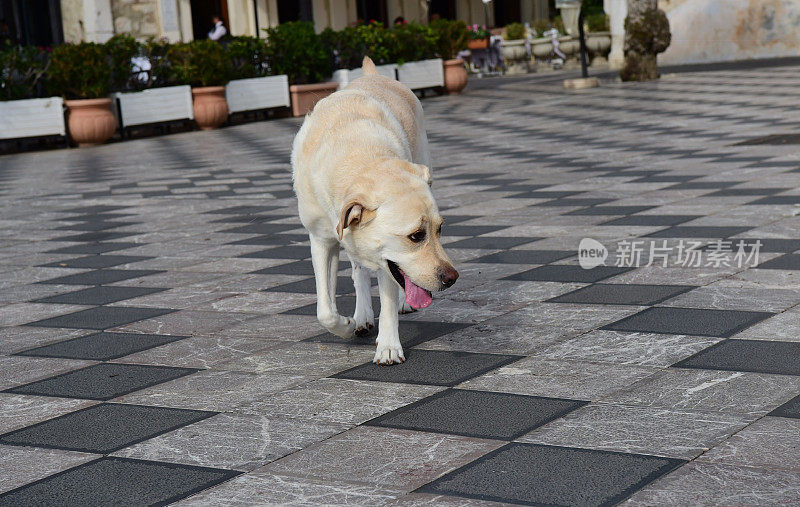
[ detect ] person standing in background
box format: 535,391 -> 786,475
208,15 -> 227,41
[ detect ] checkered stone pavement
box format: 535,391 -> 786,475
2,65 -> 800,505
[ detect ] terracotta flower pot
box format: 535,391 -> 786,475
64,98 -> 116,147
289,82 -> 338,117
468,38 -> 490,50
442,59 -> 468,95
192,86 -> 228,130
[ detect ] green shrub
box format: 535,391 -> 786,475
586,13 -> 609,32
47,42 -> 111,99
322,21 -> 393,69
430,19 -> 468,60
264,21 -> 332,83
167,40 -> 231,87
226,36 -> 270,79
105,33 -> 140,92
0,45 -> 49,100
504,22 -> 526,40
140,38 -> 172,88
392,22 -> 437,64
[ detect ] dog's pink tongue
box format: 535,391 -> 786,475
403,272 -> 433,309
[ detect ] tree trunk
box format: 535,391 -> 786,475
627,0 -> 657,22
621,0 -> 660,81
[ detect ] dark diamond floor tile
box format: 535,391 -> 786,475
442,225 -> 508,237
471,250 -> 574,265
40,255 -> 152,269
645,226 -> 752,238
0,457 -> 239,506
265,276 -> 376,294
220,223 -> 301,235
44,242 -> 139,255
0,404 -> 213,453
52,231 -> 137,242
61,212 -> 132,221
507,190 -> 580,199
205,205 -> 282,214
504,265 -> 633,283
227,233 -> 309,246
38,269 -> 163,286
418,443 -> 684,505
210,214 -> 295,224
547,284 -> 696,306
283,296 -> 381,316
756,254 -> 800,270
667,181 -> 742,189
704,188 -> 786,196
565,206 -> 655,216
252,260 -> 349,276
32,286 -> 165,305
441,215 -> 481,225
306,321 -> 472,348
332,350 -> 522,386
534,198 -> 614,207
238,245 -> 311,259
602,215 -> 700,226
25,306 -> 175,330
769,394 -> 800,419
602,307 -> 773,337
631,175 -> 701,182
4,363 -> 199,400
747,195 -> 800,205
63,205 -> 128,214
367,389 -> 586,440
16,331 -> 186,361
444,236 -> 541,249
54,221 -> 137,232
674,339 -> 800,376
747,239 -> 800,253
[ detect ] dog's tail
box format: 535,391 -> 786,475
362,56 -> 378,75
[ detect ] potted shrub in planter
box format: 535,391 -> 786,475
323,22 -> 398,89
0,45 -> 66,141
430,19 -> 469,94
108,35 -> 195,133
585,13 -> 611,66
265,21 -> 335,117
392,22 -> 444,91
225,36 -> 290,113
167,40 -> 232,129
47,42 -> 116,147
467,24 -> 491,50
501,22 -> 531,74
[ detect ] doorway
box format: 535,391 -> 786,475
0,0 -> 63,47
493,0 -> 521,27
190,0 -> 228,40
428,0 -> 456,21
357,0 -> 387,25
277,0 -> 312,23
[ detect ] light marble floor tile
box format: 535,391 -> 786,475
0,393 -> 98,433
236,378 -> 444,425
174,473 -> 404,506
0,326 -> 92,355
0,356 -> 97,390
457,358 -> 660,400
696,416 -> 800,470
519,403 -> 753,459
731,307 -> 800,342
606,368 -> 800,415
0,445 -> 99,493
260,426 -> 502,491
626,462 -> 800,506
113,413 -> 348,471
113,334 -> 277,368
215,342 -> 375,377
659,285 -> 800,312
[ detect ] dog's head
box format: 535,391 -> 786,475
336,160 -> 458,308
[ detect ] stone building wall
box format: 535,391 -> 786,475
111,0 -> 160,40
659,0 -> 800,65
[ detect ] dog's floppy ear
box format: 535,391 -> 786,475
336,199 -> 377,240
399,162 -> 432,186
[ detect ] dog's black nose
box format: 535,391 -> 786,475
438,266 -> 459,289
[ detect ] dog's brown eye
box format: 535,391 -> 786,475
408,230 -> 426,243
437,223 -> 442,235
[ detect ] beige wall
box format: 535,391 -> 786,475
659,0 -> 800,65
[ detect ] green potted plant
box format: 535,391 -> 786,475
585,13 -> 611,66
47,42 -> 116,147
467,24 -> 491,50
324,22 -> 399,88
0,45 -> 66,142
225,36 -> 290,114
430,19 -> 469,94
501,22 -> 531,74
167,39 -> 232,129
264,21 -> 335,117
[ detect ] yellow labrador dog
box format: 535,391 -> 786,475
292,56 -> 458,365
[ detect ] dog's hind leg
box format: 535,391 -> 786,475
349,256 -> 374,336
310,233 -> 355,338
374,270 -> 404,365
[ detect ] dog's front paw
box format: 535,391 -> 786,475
321,315 -> 357,338
399,301 -> 416,314
353,308 -> 375,336
354,321 -> 373,337
373,342 -> 405,365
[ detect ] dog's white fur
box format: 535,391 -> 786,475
291,57 -> 457,364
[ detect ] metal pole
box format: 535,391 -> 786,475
577,7 -> 588,78
253,0 -> 259,37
